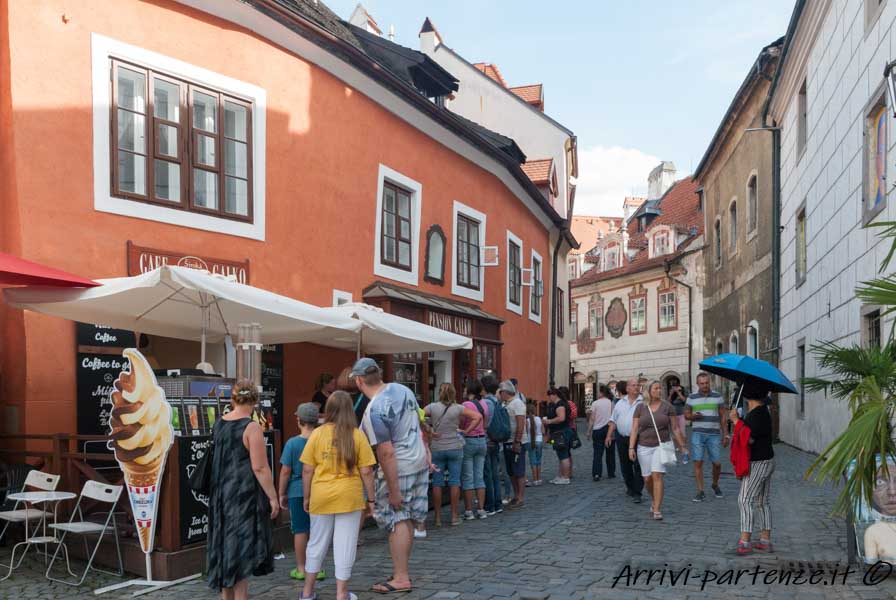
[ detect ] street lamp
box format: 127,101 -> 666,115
885,59 -> 896,117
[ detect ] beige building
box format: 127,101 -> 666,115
570,166 -> 705,402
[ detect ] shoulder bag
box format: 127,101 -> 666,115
646,404 -> 677,467
188,439 -> 214,495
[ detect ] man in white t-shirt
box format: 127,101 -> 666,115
588,385 -> 616,481
499,380 -> 528,508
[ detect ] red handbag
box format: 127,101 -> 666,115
730,420 -> 752,479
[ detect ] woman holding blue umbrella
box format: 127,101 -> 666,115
729,379 -> 775,555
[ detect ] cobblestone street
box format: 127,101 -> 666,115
2,441 -> 894,599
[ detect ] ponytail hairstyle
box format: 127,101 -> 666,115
323,390 -> 357,472
526,401 -> 537,440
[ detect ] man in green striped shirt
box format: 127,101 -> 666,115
685,373 -> 729,502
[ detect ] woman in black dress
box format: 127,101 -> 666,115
207,379 -> 279,598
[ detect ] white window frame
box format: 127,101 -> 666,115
91,33 -> 267,240
451,201 -> 487,302
528,248 -> 543,324
332,289 -> 353,307
374,164 -> 423,286
746,170 -> 759,240
729,331 -> 739,354
728,197 -> 738,257
746,320 -> 759,358
649,226 -> 673,258
506,230 -> 524,315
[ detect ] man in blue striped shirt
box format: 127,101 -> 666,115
685,372 -> 729,502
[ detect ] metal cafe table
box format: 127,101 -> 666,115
1,490 -> 77,579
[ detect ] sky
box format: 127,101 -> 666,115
325,0 -> 795,217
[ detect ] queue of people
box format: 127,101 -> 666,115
205,367 -> 776,599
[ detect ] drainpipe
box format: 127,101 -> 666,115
665,261 -> 694,389
548,231 -> 565,386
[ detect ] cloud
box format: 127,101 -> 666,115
573,145 -> 660,216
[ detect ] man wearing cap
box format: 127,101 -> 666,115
353,358 -> 428,595
499,380 -> 528,508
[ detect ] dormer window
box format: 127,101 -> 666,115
603,243 -> 619,272
651,230 -> 671,258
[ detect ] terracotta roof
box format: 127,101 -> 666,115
571,178 -> 703,285
521,158 -> 553,184
624,196 -> 646,206
472,62 -> 508,87
569,216 -> 621,256
509,84 -> 544,110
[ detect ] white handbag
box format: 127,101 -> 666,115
647,404 -> 677,467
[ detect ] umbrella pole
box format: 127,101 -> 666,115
356,328 -> 363,360
734,383 -> 744,414
200,304 -> 208,364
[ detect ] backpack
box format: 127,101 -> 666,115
484,395 -> 511,443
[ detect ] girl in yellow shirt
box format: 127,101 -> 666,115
299,391 -> 376,600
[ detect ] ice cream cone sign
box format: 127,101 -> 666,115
107,348 -> 174,554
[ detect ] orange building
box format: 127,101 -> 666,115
0,0 -> 570,443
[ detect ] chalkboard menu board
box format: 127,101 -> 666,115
75,323 -> 136,437
178,435 -> 212,546
76,353 -> 131,436
262,345 -> 284,433
177,432 -> 276,546
76,323 -> 136,349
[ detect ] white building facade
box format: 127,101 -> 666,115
769,0 -> 895,453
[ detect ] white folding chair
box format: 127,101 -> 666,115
0,470 -> 60,544
45,480 -> 123,586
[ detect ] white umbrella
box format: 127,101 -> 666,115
321,303 -> 472,357
3,266 -> 362,360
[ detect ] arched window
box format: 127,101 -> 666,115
747,174 -> 758,233
729,332 -> 739,354
714,218 -> 722,267
728,199 -> 738,254
603,242 -> 619,272
747,321 -> 759,358
424,225 -> 446,284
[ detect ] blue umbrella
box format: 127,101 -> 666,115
698,353 -> 798,394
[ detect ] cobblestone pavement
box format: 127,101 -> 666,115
2,439 -> 895,599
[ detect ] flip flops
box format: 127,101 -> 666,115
371,581 -> 413,594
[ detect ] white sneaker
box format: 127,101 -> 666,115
476,510 -> 488,519
414,529 -> 427,539
501,498 -> 511,505
463,511 -> 475,521
552,477 -> 571,485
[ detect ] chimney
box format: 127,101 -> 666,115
647,161 -> 676,200
419,17 -> 442,54
348,3 -> 382,35
389,24 -> 395,41
623,197 -> 646,222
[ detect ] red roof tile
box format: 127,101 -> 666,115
509,84 -> 544,110
572,178 -> 703,285
570,216 -> 621,256
521,158 -> 553,185
472,62 -> 508,87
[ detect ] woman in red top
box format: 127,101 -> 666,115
559,387 -> 576,478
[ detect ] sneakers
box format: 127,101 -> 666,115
631,495 -> 642,503
736,540 -> 752,555
525,480 -> 533,487
413,529 -> 427,539
477,510 -> 489,519
593,475 -> 602,482
752,539 -> 774,552
551,477 -> 571,485
463,511 -> 475,521
502,498 -> 511,505
535,479 -> 544,486
712,485 -> 723,498
693,491 -> 706,503
486,509 -> 496,516
496,507 -> 504,513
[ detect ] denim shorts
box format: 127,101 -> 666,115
527,441 -> 544,466
461,436 -> 487,490
552,429 -> 573,461
431,448 -> 463,487
691,431 -> 722,464
288,496 -> 310,534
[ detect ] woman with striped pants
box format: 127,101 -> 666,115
729,380 -> 775,555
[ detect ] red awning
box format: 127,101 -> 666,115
0,252 -> 100,287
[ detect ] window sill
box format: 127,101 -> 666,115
506,301 -> 524,316
629,329 -> 647,336
658,326 -> 677,333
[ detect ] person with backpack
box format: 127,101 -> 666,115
480,374 -> 510,514
542,387 -> 572,485
498,380 -> 528,509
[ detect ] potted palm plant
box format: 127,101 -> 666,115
806,221 -> 896,517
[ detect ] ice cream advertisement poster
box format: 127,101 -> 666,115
107,348 -> 174,554
847,456 -> 896,564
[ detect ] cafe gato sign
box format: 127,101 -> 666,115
127,241 -> 250,284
